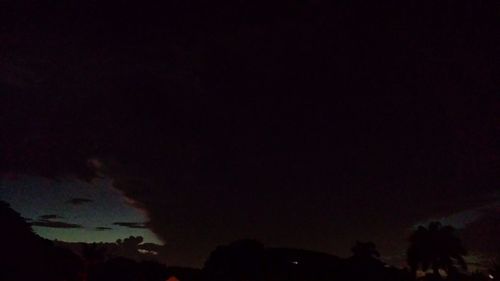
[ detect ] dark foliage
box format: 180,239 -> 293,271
0,200 -> 84,281
408,222 -> 468,278
88,257 -> 169,281
203,239 -> 410,281
204,239 -> 266,281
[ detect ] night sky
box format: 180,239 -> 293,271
1,0 -> 499,267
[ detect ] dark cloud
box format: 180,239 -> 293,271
461,206 -> 500,254
31,220 -> 83,229
31,213 -> 82,229
39,214 -> 64,220
67,198 -> 93,205
113,222 -> 148,229
0,1 -> 498,266
95,226 -> 112,231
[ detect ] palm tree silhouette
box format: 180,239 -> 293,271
407,222 -> 467,278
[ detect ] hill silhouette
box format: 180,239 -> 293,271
0,200 -> 84,281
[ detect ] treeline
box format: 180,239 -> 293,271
1,200 -> 499,281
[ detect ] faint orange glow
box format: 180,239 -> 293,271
166,276 -> 180,281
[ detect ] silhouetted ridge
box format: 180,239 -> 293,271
0,200 -> 84,281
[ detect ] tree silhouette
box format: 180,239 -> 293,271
203,239 -> 265,281
83,242 -> 108,264
407,222 -> 467,278
346,241 -> 392,281
351,241 -> 381,260
0,200 -> 83,281
0,200 -> 37,280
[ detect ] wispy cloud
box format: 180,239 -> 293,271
95,226 -> 112,231
31,220 -> 83,229
31,213 -> 82,229
113,222 -> 148,229
39,214 -> 64,220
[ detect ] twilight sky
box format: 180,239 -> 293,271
0,176 -> 161,244
1,0 -> 499,267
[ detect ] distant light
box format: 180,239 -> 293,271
138,249 -> 158,255
291,261 -> 299,265
488,274 -> 494,280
